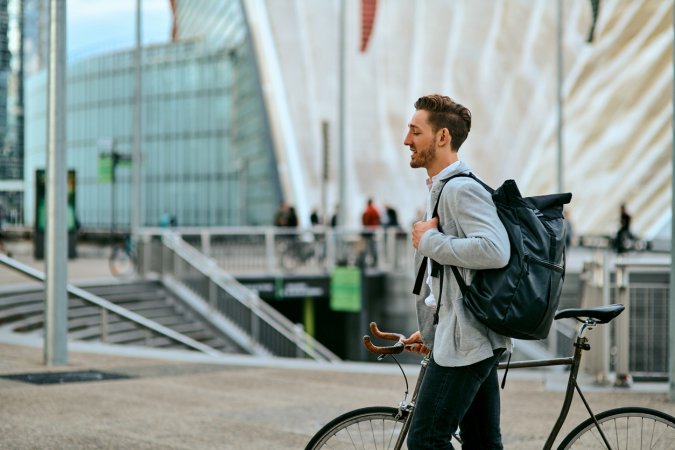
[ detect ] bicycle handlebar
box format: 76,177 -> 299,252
362,322 -> 408,355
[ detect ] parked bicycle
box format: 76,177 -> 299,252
278,231 -> 326,271
305,304 -> 675,449
109,234 -> 136,278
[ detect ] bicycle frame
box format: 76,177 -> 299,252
386,320 -> 610,450
499,321 -> 611,450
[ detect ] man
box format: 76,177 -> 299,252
401,94 -> 511,449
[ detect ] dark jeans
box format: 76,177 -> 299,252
407,349 -> 505,450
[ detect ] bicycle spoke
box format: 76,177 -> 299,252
561,408 -> 675,449
306,408 -> 406,450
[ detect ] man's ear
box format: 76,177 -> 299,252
438,128 -> 451,147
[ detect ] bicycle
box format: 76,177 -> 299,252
278,230 -> 326,271
109,234 -> 136,278
305,304 -> 675,449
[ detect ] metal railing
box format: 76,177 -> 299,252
137,226 -> 413,275
0,253 -> 223,356
577,251 -> 670,382
614,258 -> 670,380
153,231 -> 340,362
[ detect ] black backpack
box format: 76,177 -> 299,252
413,173 -> 572,340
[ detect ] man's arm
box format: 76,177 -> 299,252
417,180 -> 509,270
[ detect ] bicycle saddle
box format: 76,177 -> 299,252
554,304 -> 625,323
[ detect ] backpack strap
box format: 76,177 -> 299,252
412,172 -> 492,325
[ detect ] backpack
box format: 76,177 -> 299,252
413,173 -> 572,340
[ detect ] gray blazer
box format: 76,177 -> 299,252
415,161 -> 512,367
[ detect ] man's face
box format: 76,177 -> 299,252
404,109 -> 438,169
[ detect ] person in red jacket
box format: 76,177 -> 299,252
360,198 -> 381,266
362,199 -> 381,227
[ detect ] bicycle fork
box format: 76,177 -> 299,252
393,354 -> 429,449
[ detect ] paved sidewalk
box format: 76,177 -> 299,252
1,337 -> 674,450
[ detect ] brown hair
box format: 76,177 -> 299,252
414,95 -> 471,151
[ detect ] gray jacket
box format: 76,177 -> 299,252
415,161 -> 512,367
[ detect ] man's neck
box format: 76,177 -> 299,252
427,154 -> 459,178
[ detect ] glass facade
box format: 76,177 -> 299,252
24,0 -> 281,229
0,0 -> 25,225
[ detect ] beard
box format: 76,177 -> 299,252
409,141 -> 437,169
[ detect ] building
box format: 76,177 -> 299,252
19,0 -> 675,241
0,0 -> 25,225
24,0 -> 280,229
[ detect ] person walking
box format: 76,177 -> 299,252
401,94 -> 511,449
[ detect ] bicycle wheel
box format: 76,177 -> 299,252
109,246 -> 135,278
559,406 -> 675,449
305,406 -> 408,450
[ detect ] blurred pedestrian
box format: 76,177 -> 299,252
287,206 -> 298,227
330,205 -> 339,227
310,209 -> 321,226
362,198 -> 381,228
361,198 -> 381,266
384,204 -> 400,229
274,202 -> 290,227
563,208 -> 573,248
614,203 -> 634,253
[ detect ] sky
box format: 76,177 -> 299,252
67,0 -> 172,61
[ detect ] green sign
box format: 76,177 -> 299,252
98,154 -> 113,183
330,266 -> 362,312
98,152 -> 132,184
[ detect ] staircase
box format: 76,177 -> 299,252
0,280 -> 244,354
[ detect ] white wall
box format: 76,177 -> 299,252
258,0 -> 672,239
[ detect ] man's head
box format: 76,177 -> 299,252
404,94 -> 472,176
414,95 -> 471,151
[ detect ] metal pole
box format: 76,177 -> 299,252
44,0 -> 67,366
337,0 -> 346,227
321,121 -> 329,224
556,0 -> 564,193
669,0 -> 675,403
131,0 -> 142,234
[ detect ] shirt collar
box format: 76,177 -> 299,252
426,160 -> 461,191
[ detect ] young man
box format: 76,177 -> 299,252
401,94 -> 511,449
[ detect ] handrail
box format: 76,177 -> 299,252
0,253 -> 223,356
136,225 -> 413,276
161,231 -> 341,362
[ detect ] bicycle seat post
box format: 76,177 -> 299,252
544,319 -> 595,449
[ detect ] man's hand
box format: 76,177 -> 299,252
402,330 -> 430,355
412,217 -> 439,249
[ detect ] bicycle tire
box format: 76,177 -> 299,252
305,406 -> 408,450
109,246 -> 135,278
278,241 -> 302,271
558,406 -> 675,449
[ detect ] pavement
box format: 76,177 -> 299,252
0,240 -> 674,449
